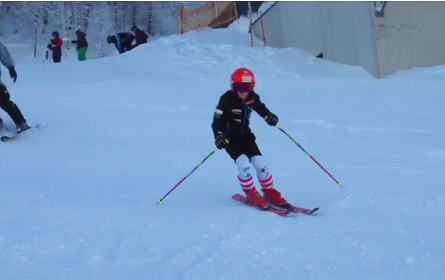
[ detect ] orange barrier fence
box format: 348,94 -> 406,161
181,1 -> 238,34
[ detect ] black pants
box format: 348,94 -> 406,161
52,47 -> 61,63
132,42 -> 147,49
224,133 -> 262,161
0,85 -> 26,125
118,43 -> 133,54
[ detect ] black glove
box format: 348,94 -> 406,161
265,112 -> 278,126
215,132 -> 229,149
8,67 -> 17,83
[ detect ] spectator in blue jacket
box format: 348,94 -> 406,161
107,32 -> 135,54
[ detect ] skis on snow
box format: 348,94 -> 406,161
1,123 -> 43,142
232,194 -> 290,217
232,193 -> 319,217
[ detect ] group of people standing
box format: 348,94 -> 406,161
46,27 -> 88,63
46,25 -> 148,63
0,25 -> 149,134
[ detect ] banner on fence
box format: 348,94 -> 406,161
181,1 -> 238,34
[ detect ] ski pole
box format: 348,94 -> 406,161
157,147 -> 220,204
275,124 -> 343,188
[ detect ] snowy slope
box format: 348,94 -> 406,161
1,17 -> 444,280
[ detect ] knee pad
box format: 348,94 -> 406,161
250,155 -> 270,180
235,154 -> 252,179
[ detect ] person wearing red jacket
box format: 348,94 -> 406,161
47,31 -> 63,63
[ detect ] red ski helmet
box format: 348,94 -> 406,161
230,68 -> 255,92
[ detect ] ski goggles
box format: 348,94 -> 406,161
234,83 -> 255,92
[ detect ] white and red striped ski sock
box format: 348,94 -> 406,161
258,172 -> 274,190
249,155 -> 274,190
235,154 -> 256,192
238,175 -> 255,192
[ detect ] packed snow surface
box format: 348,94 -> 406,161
0,17 -> 444,280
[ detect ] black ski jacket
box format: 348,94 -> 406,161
72,30 -> 88,50
211,90 -> 271,140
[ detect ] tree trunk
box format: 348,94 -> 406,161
113,1 -> 118,30
41,6 -> 48,34
147,1 -> 153,34
121,3 -> 125,29
14,18 -> 21,34
34,26 -> 37,58
85,3 -> 91,34
132,4 -> 136,26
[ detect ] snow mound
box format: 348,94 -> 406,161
0,15 -> 444,280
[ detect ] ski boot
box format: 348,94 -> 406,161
16,121 -> 31,134
0,118 -> 4,131
244,187 -> 270,210
262,188 -> 292,210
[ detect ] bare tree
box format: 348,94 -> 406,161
87,2 -> 114,58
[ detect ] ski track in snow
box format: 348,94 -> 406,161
0,17 -> 444,280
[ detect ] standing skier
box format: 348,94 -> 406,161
211,68 -> 290,210
0,41 -> 30,133
71,27 -> 88,61
46,31 -> 63,63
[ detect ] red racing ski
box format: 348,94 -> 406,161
232,193 -> 319,217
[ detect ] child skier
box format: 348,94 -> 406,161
46,31 -> 63,63
211,68 -> 291,210
0,41 -> 30,133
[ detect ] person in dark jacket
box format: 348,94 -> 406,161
47,31 -> 63,63
71,27 -> 88,61
211,68 -> 289,211
130,26 -> 148,48
0,41 -> 30,134
107,32 -> 134,54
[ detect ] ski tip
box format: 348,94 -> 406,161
33,123 -> 44,129
310,207 -> 320,215
1,123 -> 44,142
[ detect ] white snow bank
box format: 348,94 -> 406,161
0,13 -> 443,280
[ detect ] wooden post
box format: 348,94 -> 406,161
248,1 -> 253,47
234,1 -> 239,24
214,1 -> 219,27
260,11 -> 266,48
180,4 -> 184,34
196,8 -> 200,28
